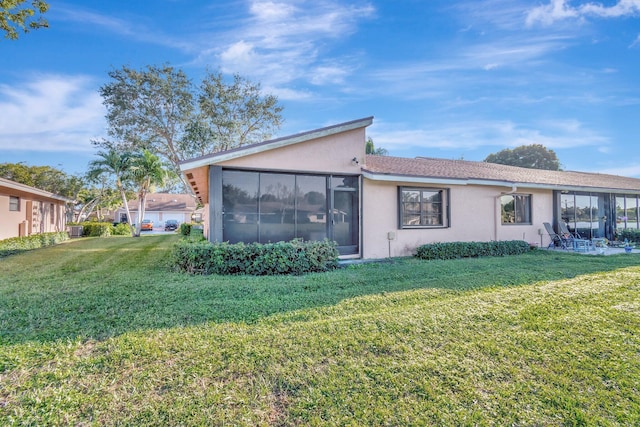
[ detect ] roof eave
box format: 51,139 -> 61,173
180,116 -> 374,172
362,171 -> 640,194
0,177 -> 73,203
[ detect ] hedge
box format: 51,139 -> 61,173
0,232 -> 69,258
172,238 -> 339,276
415,240 -> 531,260
67,222 -> 132,237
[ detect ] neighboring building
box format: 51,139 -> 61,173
114,193 -> 198,228
0,177 -> 71,240
179,117 -> 640,259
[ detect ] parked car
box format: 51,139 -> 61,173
141,219 -> 154,231
164,219 -> 179,231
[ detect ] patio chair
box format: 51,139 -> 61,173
558,221 -> 582,239
543,222 -> 570,249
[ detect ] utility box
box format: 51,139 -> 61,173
69,225 -> 83,237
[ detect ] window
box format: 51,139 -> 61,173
616,195 -> 639,230
50,203 -> 55,224
221,170 -> 358,252
399,187 -> 448,228
9,196 -> 20,211
501,194 -> 531,224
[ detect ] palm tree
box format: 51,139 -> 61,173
87,150 -> 136,237
129,149 -> 168,236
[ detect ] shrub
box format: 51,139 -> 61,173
0,232 -> 69,258
415,240 -> 531,260
112,223 -> 131,236
80,222 -> 113,237
180,223 -> 192,236
616,228 -> 640,244
172,238 -> 339,276
190,225 -> 204,239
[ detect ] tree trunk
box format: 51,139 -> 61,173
134,188 -> 148,237
117,182 -> 136,237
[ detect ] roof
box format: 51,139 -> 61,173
0,177 -> 73,203
179,116 -> 374,171
362,155 -> 640,193
124,193 -> 198,212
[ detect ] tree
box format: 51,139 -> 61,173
98,65 -> 194,185
98,65 -> 283,192
365,137 -> 388,156
128,150 -> 168,236
0,162 -> 83,198
87,150 -> 136,237
195,72 -> 283,153
1,0 -> 48,40
0,162 -> 84,222
484,144 -> 561,171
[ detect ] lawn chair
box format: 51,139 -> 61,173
558,221 -> 581,239
544,222 -> 569,249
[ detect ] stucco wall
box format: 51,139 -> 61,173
217,127 -> 366,174
0,195 -> 26,240
0,194 -> 66,240
362,179 -> 554,259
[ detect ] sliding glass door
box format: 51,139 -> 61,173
560,192 -> 607,239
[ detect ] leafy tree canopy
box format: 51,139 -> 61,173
365,137 -> 388,156
0,0 -> 48,40
0,162 -> 83,198
97,64 -> 284,192
484,144 -> 561,171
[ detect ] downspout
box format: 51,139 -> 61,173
494,185 -> 517,241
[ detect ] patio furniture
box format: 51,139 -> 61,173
559,221 -> 582,239
544,222 -> 570,250
573,239 -> 592,252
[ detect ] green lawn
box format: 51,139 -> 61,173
1,235 -> 639,425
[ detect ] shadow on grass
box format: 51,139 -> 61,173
1,235 -> 639,345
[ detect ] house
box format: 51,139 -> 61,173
114,193 -> 198,228
0,177 -> 71,240
179,117 -> 640,259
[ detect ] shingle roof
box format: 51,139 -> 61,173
126,193 -> 197,211
362,155 -> 640,193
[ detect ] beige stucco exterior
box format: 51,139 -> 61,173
217,127 -> 366,175
362,179 -> 553,259
0,178 -> 69,241
181,117 -> 640,260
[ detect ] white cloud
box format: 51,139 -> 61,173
364,34 -> 572,101
369,119 -> 609,152
201,0 -> 375,89
526,0 -> 640,26
55,5 -> 194,51
309,64 -> 352,85
598,163 -> 640,177
0,75 -> 105,153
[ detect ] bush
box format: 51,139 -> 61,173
0,232 -> 69,258
80,222 -> 113,237
180,223 -> 192,236
616,228 -> 640,244
172,238 -> 339,276
415,240 -> 531,260
112,223 -> 131,236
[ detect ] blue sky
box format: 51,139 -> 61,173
1,0 -> 640,177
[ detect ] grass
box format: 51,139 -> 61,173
1,235 -> 639,425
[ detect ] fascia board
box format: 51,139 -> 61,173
0,178 -> 72,203
180,117 -> 374,172
362,171 -> 640,194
